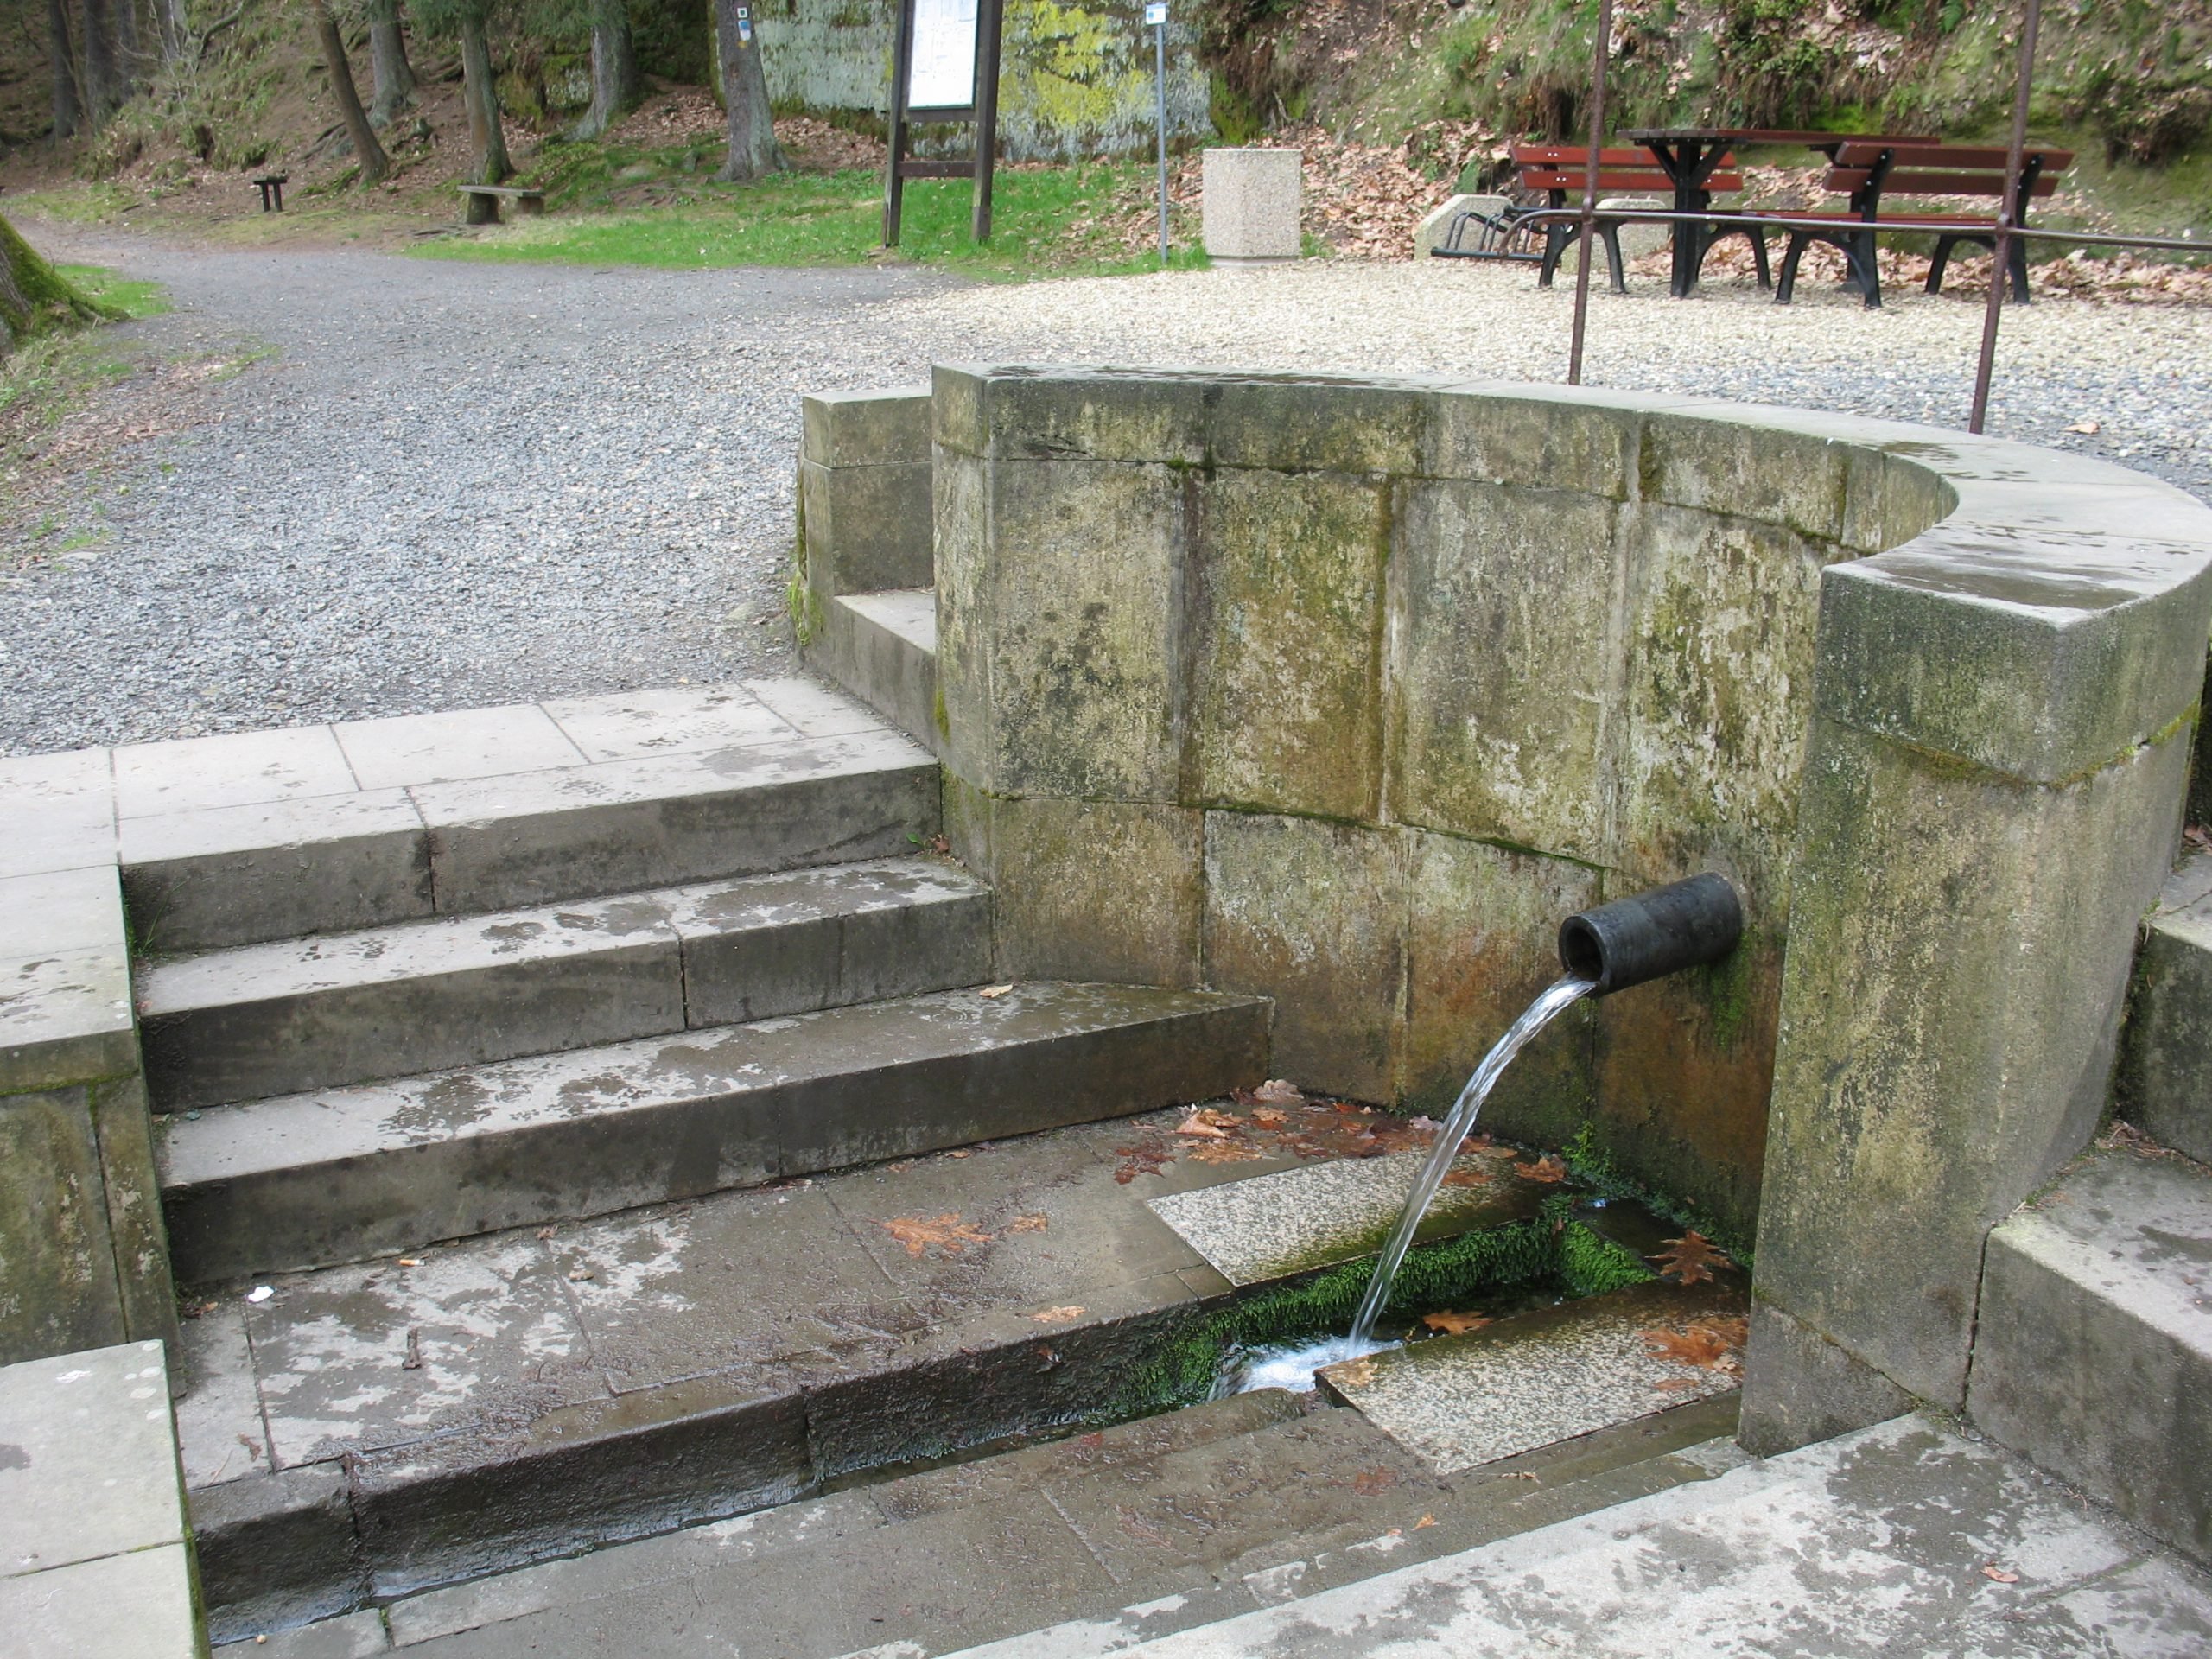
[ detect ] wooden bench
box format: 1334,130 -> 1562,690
252,175 -> 288,213
457,183 -> 547,226
1771,143 -> 2072,308
1511,145 -> 1769,293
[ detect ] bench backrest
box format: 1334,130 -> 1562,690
1511,144 -> 1741,197
1827,143 -> 2071,201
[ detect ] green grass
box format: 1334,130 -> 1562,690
414,162 -> 1208,281
54,264 -> 170,319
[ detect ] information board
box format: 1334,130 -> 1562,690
907,0 -> 979,112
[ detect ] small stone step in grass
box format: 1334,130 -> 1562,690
181,1099 -> 1733,1646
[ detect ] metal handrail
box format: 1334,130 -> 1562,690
1506,204 -> 2211,256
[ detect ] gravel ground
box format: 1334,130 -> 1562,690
4,237 -> 2209,757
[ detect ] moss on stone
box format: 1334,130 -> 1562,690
1562,1123 -> 1757,1268
0,214 -> 118,348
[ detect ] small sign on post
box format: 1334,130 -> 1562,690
734,4 -> 753,45
1146,2 -> 1169,265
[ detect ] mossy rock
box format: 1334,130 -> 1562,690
0,215 -> 118,349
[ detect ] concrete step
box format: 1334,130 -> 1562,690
137,857 -> 994,1111
959,1411 -> 2212,1659
1316,1276 -> 1750,1475
811,588 -> 940,755
1967,1141 -> 2212,1562
120,707 -> 938,954
233,1384 -> 1745,1658
158,982 -> 1273,1279
2117,850 -> 2212,1163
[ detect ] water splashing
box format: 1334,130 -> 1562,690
1346,974 -> 1595,1346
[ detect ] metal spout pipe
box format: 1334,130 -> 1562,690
1558,874 -> 1743,996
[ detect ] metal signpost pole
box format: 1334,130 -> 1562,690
1968,0 -> 2042,435
972,0 -> 1005,243
1147,3 -> 1169,264
1567,0 -> 1615,386
882,0 -> 917,246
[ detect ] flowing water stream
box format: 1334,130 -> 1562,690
1228,972 -> 1597,1394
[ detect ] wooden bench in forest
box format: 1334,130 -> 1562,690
252,175 -> 288,212
1510,144 -> 1770,293
457,184 -> 547,226
1770,142 -> 2073,308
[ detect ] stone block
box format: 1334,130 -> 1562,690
1401,830 -> 1598,1136
190,1462 -> 367,1638
800,453 -> 934,598
802,385 -> 933,467
0,946 -> 140,1096
543,684 -> 795,762
1189,468 -> 1390,818
0,1339 -> 180,1573
334,703 -> 587,791
0,747 -> 114,880
1389,481 -> 1624,858
1202,148 -> 1301,264
119,786 -> 433,952
1614,504 -> 1826,909
808,590 -> 939,755
2117,877 -> 2212,1163
1967,1147 -> 2212,1561
970,459 -> 1191,801
1204,812 -> 1404,1101
1426,385 -> 1643,499
934,364 -> 1211,465
0,1087 -> 125,1364
1837,447 -> 1957,556
1599,195 -> 1669,259
972,793 -> 1205,987
2,863 -> 127,959
174,1304 -> 270,1489
1752,714 -> 2190,1414
1815,521 -> 2212,785
1639,410 -> 1850,542
1733,1301 -> 1912,1459
88,1077 -> 178,1369
1207,377 -> 1430,474
114,723 -> 358,817
931,444 -> 995,788
0,1541 -> 199,1658
741,676 -> 885,740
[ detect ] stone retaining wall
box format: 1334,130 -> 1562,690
909,365 -> 2212,1440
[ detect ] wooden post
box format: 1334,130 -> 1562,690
883,0 -> 918,246
1967,0 -> 2041,434
971,0 -> 1005,243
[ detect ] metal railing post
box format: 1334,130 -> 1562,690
1968,0 -> 2043,434
1567,0 -> 1615,387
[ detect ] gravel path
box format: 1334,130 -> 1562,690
4,237 -> 2209,757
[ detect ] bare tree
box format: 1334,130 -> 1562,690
569,0 -> 639,142
713,0 -> 782,181
310,0 -> 391,184
365,0 -> 419,126
47,0 -> 82,137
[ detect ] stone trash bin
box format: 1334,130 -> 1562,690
1203,148 -> 1302,267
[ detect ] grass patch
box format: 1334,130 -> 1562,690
415,162 -> 1208,281
54,264 -> 170,319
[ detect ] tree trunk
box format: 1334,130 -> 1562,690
714,0 -> 784,181
112,0 -> 141,88
159,0 -> 190,62
81,0 -> 119,121
0,213 -> 114,350
365,0 -> 417,126
459,8 -> 511,213
312,0 -> 390,186
47,0 -> 81,137
570,0 -> 639,141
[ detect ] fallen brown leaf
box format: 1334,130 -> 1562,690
1351,1466 -> 1400,1496
1030,1305 -> 1084,1323
1421,1310 -> 1492,1335
1189,1139 -> 1264,1164
881,1212 -> 995,1258
1414,1514 -> 1437,1529
1114,1138 -> 1176,1184
978,984 -> 1014,999
1650,1230 -> 1732,1285
1007,1213 -> 1050,1234
2063,421 -> 2101,435
1982,1564 -> 2021,1584
1331,1356 -> 1379,1389
1253,1078 -> 1304,1104
1441,1166 -> 1493,1188
1514,1154 -> 1569,1184
1642,1318 -> 1749,1372
1249,1106 -> 1289,1129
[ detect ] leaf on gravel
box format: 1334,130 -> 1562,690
1030,1305 -> 1084,1323
1642,1318 -> 1749,1372
1414,1514 -> 1437,1529
1513,1154 -> 1568,1184
1421,1311 -> 1492,1335
1007,1213 -> 1050,1234
978,984 -> 1014,999
1253,1078 -> 1304,1104
1981,1564 -> 2021,1584
881,1212 -> 995,1258
1650,1230 -> 1732,1284
2063,421 -> 2100,435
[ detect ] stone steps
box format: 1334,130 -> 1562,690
232,1372 -> 1745,1658
816,588 -> 939,754
1966,1141 -> 2212,1563
159,982 -> 1272,1280
2117,850 -> 2212,1164
137,856 -> 994,1111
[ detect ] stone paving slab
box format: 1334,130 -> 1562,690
0,1541 -> 201,1659
1147,1141 -> 1541,1285
0,748 -> 115,880
1044,1413 -> 2212,1658
541,685 -> 796,762
334,706 -> 589,791
1319,1279 -> 1747,1474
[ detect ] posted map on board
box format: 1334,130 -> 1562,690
908,0 -> 979,111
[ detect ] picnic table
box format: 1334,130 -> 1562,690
1621,128 -> 1934,296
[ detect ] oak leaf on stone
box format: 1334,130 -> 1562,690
881,1212 -> 995,1258
1650,1230 -> 1732,1284
1421,1310 -> 1492,1335
1641,1317 -> 1748,1372
1513,1154 -> 1568,1184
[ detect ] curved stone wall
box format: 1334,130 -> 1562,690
928,366 -> 2212,1422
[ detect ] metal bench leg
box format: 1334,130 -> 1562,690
1537,225 -> 1568,289
1775,232 -> 1808,304
1926,234 -> 1956,295
2008,235 -> 2032,303
1748,227 -> 1771,289
1599,224 -> 1627,294
1851,232 -> 1882,308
